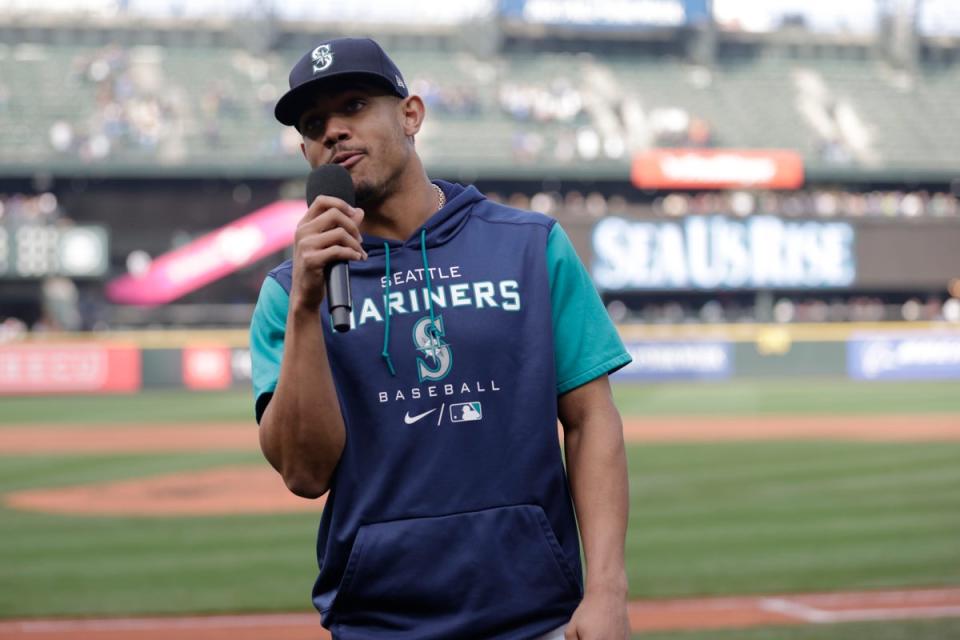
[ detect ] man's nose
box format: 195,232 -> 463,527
323,118 -> 351,147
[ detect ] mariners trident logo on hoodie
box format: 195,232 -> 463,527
413,315 -> 451,382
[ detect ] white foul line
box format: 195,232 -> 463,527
761,597 -> 960,624
761,598 -> 836,623
813,606 -> 960,623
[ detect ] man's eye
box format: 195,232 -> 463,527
302,118 -> 322,135
346,99 -> 365,112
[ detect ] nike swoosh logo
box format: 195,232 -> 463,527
404,408 -> 437,425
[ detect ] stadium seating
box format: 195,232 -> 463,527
3,39 -> 960,177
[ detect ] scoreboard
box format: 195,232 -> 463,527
0,225 -> 108,279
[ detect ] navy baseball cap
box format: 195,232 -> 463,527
274,37 -> 409,127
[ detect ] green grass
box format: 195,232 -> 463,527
0,452 -> 321,617
2,379 -> 960,425
631,618 -> 960,640
1,382 -> 957,618
611,378 -> 960,416
624,441 -> 960,598
0,390 -> 254,426
1,441 -> 958,617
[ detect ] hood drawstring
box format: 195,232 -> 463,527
380,229 -> 438,377
381,242 -> 396,376
420,228 -> 437,326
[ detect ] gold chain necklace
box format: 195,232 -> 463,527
433,183 -> 446,211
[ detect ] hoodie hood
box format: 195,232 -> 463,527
358,181 -> 483,260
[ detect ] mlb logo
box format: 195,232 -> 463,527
450,402 -> 482,423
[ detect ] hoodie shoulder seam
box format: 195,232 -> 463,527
266,259 -> 294,293
470,203 -> 556,231
267,259 -> 293,278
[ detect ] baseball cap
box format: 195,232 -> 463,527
274,37 -> 409,127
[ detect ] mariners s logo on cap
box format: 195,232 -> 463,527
312,44 -> 333,73
275,37 -> 410,126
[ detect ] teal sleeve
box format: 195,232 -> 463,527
250,276 -> 289,423
547,223 -> 632,395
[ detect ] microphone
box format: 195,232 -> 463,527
306,165 -> 355,333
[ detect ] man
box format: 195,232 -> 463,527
250,37 -> 632,639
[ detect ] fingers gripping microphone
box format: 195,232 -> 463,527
306,165 -> 355,333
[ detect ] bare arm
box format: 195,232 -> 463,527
559,374 -> 630,639
258,195 -> 366,499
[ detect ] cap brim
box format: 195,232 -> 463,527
274,71 -> 405,127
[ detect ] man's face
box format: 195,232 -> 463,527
297,81 -> 412,207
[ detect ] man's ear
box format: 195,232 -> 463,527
300,141 -> 307,159
399,95 -> 426,137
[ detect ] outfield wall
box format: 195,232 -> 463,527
2,323 -> 959,395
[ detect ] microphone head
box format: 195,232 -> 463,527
306,164 -> 356,207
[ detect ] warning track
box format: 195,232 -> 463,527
2,413 -> 959,455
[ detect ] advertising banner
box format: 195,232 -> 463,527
613,340 -> 732,380
631,149 -> 804,190
106,199 -> 303,306
847,333 -> 960,380
231,348 -> 253,388
592,215 -> 855,291
0,344 -> 141,394
499,0 -> 708,28
182,346 -> 233,391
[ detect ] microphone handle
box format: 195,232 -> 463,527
326,261 -> 352,332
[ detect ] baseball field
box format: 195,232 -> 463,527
1,378 -> 959,639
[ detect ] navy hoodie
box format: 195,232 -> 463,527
250,181 -> 631,639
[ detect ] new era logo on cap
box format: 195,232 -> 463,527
274,37 -> 409,127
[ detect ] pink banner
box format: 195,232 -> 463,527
106,200 -> 304,306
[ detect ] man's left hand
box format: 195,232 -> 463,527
564,588 -> 630,639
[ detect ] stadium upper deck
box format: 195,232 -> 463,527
1,15 -> 959,182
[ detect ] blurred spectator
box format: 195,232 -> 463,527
484,187 -> 956,220
49,120 -> 75,152
612,294 -> 951,325
643,189 -> 958,219
510,130 -> 545,163
0,317 -> 28,343
0,192 -> 64,225
686,117 -> 713,147
499,79 -> 583,124
529,191 -> 560,216
412,77 -> 481,117
944,298 -> 960,323
42,276 -> 82,331
59,45 -> 185,160
507,192 -> 532,211
584,192 -> 608,218
645,108 -> 715,148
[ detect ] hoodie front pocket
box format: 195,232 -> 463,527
331,504 -> 582,635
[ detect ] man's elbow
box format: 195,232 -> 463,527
282,470 -> 331,499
